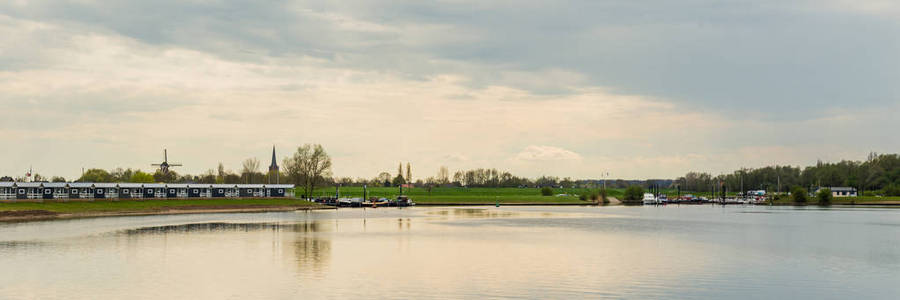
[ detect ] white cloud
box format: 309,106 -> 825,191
514,146 -> 583,162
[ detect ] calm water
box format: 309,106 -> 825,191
1,205 -> 899,299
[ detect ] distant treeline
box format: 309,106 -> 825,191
672,153 -> 900,195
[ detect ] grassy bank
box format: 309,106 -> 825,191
308,186 -> 620,204
0,198 -> 325,214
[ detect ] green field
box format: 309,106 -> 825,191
0,198 -> 323,214
306,186 -> 622,204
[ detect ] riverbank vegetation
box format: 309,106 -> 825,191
309,186 -> 619,204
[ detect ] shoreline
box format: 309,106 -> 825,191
0,205 -> 334,223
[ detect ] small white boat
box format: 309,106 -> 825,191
642,193 -> 658,205
657,194 -> 668,204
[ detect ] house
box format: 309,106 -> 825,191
69,182 -> 94,199
93,183 -> 119,199
15,182 -> 42,199
187,184 -> 211,197
814,187 -> 858,197
165,184 -> 189,198
118,183 -> 144,199
266,184 -> 292,197
0,181 -> 13,199
0,181 -> 294,200
143,183 -> 166,198
43,182 -> 68,199
210,184 -> 236,197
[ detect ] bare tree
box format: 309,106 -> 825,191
241,158 -> 260,183
284,144 -> 333,198
406,162 -> 412,186
437,166 -> 450,185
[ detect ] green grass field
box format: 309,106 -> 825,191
0,198 -> 323,214
306,186 -> 623,204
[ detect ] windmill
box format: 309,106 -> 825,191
152,149 -> 182,173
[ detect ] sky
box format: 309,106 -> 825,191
1,0 -> 898,181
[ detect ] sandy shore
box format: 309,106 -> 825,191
0,206 -> 334,223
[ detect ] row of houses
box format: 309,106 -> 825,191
0,182 -> 294,200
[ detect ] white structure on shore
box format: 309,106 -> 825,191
813,187 -> 858,197
0,182 -> 294,200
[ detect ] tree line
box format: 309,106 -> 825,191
672,153 -> 900,196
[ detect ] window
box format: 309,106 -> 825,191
278,189 -> 284,193
169,189 -> 175,194
218,189 -> 224,193
45,189 -> 52,194
97,189 -> 104,194
247,189 -> 252,193
18,189 -> 25,194
71,189 -> 78,194
123,189 -> 130,194
192,189 -> 198,193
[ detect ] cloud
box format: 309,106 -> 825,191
0,1 -> 897,180
514,146 -> 583,162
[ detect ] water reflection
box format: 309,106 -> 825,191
1,206 -> 900,299
120,222 -> 329,235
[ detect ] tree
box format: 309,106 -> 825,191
217,163 -> 226,184
392,174 -> 406,186
398,163 -> 404,182
79,169 -> 112,182
241,158 -> 260,184
406,162 -> 412,186
816,188 -> 833,205
284,144 -> 333,198
130,171 -> 155,183
376,172 -> 392,187
51,176 -> 66,182
541,187 -> 553,196
437,166 -> 450,185
153,170 -> 178,183
791,186 -> 808,204
623,185 -> 644,202
600,188 -> 609,204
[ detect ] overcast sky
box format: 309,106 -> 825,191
1,0 -> 898,180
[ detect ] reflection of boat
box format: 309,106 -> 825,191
642,193 -> 657,205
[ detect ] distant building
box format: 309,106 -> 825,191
813,187 -> 858,197
268,146 -> 280,184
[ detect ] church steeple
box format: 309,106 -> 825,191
268,146 -> 279,184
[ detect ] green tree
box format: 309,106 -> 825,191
153,170 -> 178,183
623,185 -> 644,201
392,174 -> 406,186
78,169 -> 111,182
816,188 -> 833,205
541,187 -> 553,196
791,186 -> 808,204
130,171 -> 155,183
600,188 -> 609,204
51,176 -> 66,182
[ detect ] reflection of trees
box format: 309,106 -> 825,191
293,234 -> 331,273
120,221 -> 333,273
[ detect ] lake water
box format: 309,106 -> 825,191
1,205 -> 899,299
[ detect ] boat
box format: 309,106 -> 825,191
657,194 -> 668,204
395,195 -> 415,207
642,193 -> 658,205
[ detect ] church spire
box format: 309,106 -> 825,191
269,146 -> 279,184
